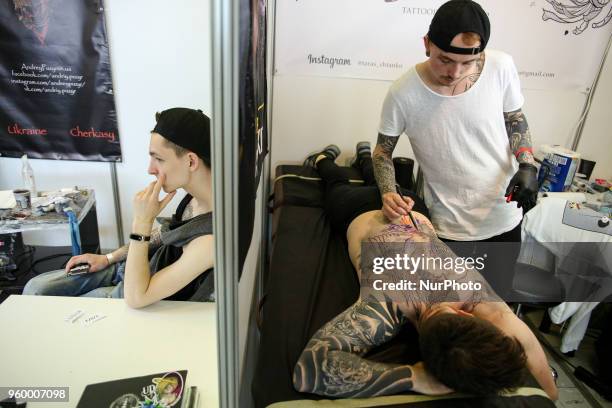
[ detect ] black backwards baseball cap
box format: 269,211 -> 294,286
152,108 -> 211,166
428,0 -> 490,55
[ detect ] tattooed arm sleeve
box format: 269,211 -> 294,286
293,299 -> 414,397
373,133 -> 400,197
504,109 -> 535,165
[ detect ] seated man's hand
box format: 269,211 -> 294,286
133,175 -> 176,227
411,362 -> 453,396
382,192 -> 414,219
65,253 -> 109,274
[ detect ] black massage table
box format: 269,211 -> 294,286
252,164 -> 556,408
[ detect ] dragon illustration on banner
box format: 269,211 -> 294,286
543,0 -> 612,35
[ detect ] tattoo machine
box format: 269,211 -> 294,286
396,185 -> 419,230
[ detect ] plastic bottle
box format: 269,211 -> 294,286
21,154 -> 37,198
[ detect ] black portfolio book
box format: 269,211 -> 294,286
77,370 -> 188,408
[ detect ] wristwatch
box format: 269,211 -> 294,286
129,233 -> 151,242
105,252 -> 114,265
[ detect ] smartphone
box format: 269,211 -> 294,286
67,263 -> 90,276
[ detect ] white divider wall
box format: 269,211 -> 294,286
270,74 -> 592,171
104,0 -> 212,246
0,0 -> 212,250
576,45 -> 612,181
270,0 -> 611,171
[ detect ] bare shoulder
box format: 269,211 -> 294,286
177,235 -> 214,272
472,301 -> 513,322
183,234 -> 214,252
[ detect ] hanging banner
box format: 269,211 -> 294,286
239,0 -> 268,275
0,0 -> 121,161
275,0 -> 612,91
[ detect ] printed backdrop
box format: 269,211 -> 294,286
0,0 -> 121,161
275,0 -> 612,91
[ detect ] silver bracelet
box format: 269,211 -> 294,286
105,252 -> 114,265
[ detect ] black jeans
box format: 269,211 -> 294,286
441,222 -> 522,299
317,157 -> 429,234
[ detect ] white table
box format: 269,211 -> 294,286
0,295 -> 218,407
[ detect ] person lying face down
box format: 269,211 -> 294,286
23,108 -> 215,307
293,144 -> 558,400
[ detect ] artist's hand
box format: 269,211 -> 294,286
132,175 -> 176,233
411,362 -> 454,396
505,163 -> 538,213
382,191 -> 414,220
65,253 -> 108,274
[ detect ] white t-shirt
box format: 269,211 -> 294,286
379,49 -> 523,240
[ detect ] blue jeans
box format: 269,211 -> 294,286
22,264 -> 124,298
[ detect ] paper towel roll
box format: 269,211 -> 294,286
541,192 -> 587,202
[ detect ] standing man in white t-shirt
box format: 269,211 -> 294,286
373,0 -> 539,297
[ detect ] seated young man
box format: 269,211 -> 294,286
292,144 -> 558,400
23,108 -> 214,308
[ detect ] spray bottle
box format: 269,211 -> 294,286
21,154 -> 37,198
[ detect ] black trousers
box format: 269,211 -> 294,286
317,157 -> 429,234
441,222 -> 522,299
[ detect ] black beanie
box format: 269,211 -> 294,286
428,0 -> 490,55
152,108 -> 211,165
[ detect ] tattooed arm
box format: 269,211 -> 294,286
503,109 -> 539,211
373,133 -> 414,219
293,298 -> 452,398
373,133 -> 399,196
504,109 -> 535,165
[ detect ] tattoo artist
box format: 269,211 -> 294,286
373,0 -> 539,298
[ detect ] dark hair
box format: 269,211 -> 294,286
419,313 -> 527,396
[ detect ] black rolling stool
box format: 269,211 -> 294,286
512,262 -> 565,332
